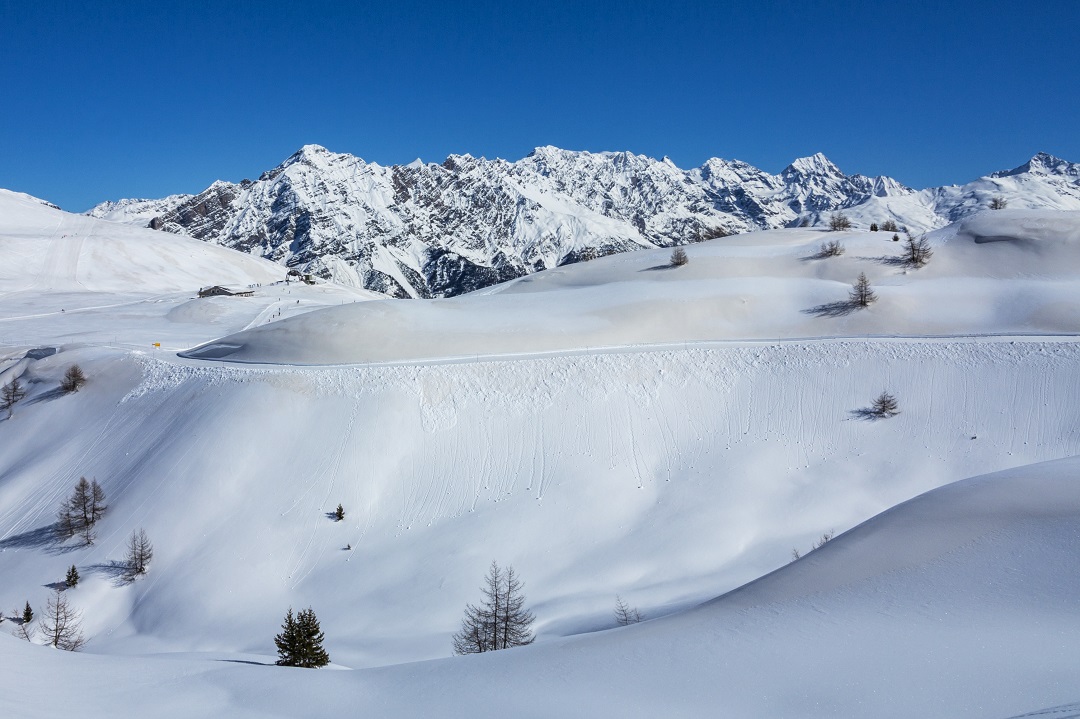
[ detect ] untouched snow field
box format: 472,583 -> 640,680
1,189 -> 1079,717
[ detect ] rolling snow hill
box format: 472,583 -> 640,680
87,145 -> 1080,299
2,194 -> 1079,716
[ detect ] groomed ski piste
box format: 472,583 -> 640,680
1,188 -> 1078,717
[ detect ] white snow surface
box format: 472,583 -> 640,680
1,192 -> 1079,717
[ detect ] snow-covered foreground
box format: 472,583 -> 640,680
2,191 -> 1079,716
3,457 -> 1078,718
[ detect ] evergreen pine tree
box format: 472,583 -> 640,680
66,564 -> 80,588
22,601 -> 33,624
334,503 -> 344,521
275,607 -> 330,667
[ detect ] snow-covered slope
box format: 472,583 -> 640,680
86,145 -> 1080,298
2,456 -> 1078,718
3,196 -> 1080,716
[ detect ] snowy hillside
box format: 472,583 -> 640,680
2,195 -> 1080,716
86,145 -> 1080,298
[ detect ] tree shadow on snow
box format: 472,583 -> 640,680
23,387 -> 68,407
0,523 -> 78,554
43,581 -> 68,592
87,560 -> 135,587
858,254 -> 909,267
639,264 -> 679,272
802,300 -> 861,318
849,408 -> 885,422
217,659 -> 276,666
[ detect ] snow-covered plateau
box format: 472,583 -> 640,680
2,187 -> 1079,717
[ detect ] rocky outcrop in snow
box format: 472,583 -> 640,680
88,146 -> 1080,298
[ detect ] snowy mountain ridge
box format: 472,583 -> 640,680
86,146 -> 1080,297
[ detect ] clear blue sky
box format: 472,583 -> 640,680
2,0 -> 1078,211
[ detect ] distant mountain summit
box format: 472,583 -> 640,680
88,147 -> 1080,298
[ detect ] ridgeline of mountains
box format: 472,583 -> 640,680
88,146 -> 1080,298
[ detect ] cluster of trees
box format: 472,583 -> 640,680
10,590 -> 85,650
274,607 -> 330,667
819,239 -> 845,257
791,529 -> 836,561
7,475 -> 155,651
1,378 -> 25,419
835,233 -> 932,310
272,561 -> 647,668
56,477 -> 107,545
828,212 -> 853,231
452,561 -> 535,654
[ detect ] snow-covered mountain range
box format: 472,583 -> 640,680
88,146 -> 1080,297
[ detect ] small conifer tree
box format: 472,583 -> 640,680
669,246 -> 688,267
872,391 -> 900,417
869,222 -> 879,232
334,504 -> 345,521
849,272 -> 877,307
60,364 -> 87,393
66,565 -> 80,588
22,601 -> 33,624
903,233 -> 933,268
614,595 -> 643,626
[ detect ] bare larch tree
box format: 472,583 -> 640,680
125,528 -> 154,579
40,589 -> 85,651
614,595 -> 643,626
849,272 -> 877,307
452,561 -> 535,654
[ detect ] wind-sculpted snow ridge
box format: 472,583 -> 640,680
86,144 -> 1080,298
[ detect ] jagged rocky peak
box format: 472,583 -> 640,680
992,152 -> 1078,178
782,152 -> 844,180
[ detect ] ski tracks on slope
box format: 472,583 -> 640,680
283,396 -> 361,588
